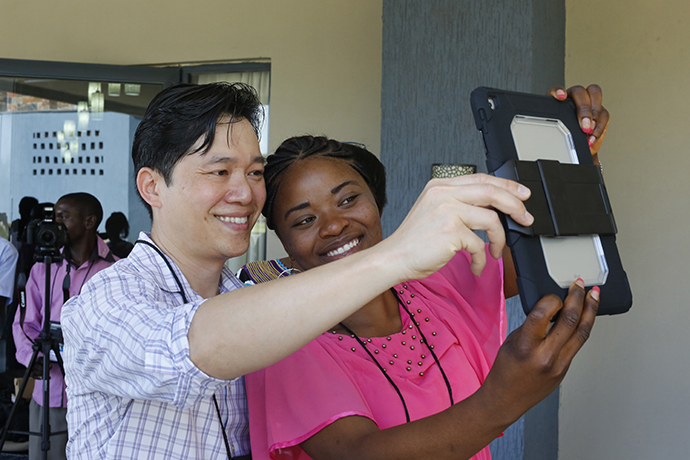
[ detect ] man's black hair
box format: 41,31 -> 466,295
58,192 -> 104,228
263,136 -> 387,230
132,82 -> 264,216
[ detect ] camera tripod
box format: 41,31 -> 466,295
0,254 -> 67,460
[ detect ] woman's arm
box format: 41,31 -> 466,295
503,84 -> 609,298
301,280 -> 598,460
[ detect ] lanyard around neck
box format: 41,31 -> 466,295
338,288 -> 455,423
134,239 -> 233,459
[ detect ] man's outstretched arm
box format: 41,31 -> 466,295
189,174 -> 535,379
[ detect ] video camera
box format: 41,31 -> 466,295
25,204 -> 67,259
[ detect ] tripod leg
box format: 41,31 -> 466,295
36,341 -> 69,460
0,345 -> 40,451
40,339 -> 52,460
53,342 -> 65,382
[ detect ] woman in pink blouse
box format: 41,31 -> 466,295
245,86 -> 606,460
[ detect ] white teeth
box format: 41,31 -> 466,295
216,216 -> 248,224
327,239 -> 360,257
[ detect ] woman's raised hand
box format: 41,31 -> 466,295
478,279 -> 599,426
549,84 -> 609,159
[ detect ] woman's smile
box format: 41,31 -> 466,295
324,236 -> 362,258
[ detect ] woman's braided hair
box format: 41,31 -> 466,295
263,136 -> 387,230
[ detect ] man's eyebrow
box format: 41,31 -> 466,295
205,155 -> 265,165
205,155 -> 235,165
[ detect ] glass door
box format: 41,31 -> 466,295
0,58 -> 179,242
0,58 -> 270,270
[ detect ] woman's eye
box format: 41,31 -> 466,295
296,217 -> 314,226
249,169 -> 264,178
341,195 -> 358,206
213,170 -> 228,176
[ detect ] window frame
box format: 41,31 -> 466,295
0,58 -> 181,87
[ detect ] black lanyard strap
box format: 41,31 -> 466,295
135,239 -> 188,303
134,239 -> 235,459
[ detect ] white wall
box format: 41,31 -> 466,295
561,1 -> 690,458
0,111 -> 132,233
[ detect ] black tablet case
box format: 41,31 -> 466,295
470,87 -> 632,316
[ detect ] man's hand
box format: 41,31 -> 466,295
382,173 -> 534,280
29,356 -> 52,380
479,279 -> 599,426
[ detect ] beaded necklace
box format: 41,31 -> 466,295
336,287 -> 454,423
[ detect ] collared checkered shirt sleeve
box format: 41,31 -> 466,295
62,233 -> 250,459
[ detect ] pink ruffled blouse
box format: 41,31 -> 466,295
246,247 -> 506,460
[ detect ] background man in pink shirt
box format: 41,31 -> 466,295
13,192 -> 115,460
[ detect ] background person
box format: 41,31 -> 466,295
0,236 -> 19,375
0,237 -> 18,315
12,192 -> 115,460
9,197 -> 38,252
10,197 -> 40,281
104,211 -> 134,258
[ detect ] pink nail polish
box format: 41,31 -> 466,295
588,137 -> 595,147
575,278 -> 585,288
591,286 -> 600,301
581,118 -> 592,133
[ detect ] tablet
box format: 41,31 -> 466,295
470,87 -> 632,316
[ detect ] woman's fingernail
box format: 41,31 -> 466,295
588,136 -> 596,147
591,286 -> 600,301
556,89 -> 567,99
575,278 -> 585,288
582,118 -> 592,132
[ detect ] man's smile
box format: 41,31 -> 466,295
215,215 -> 249,224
